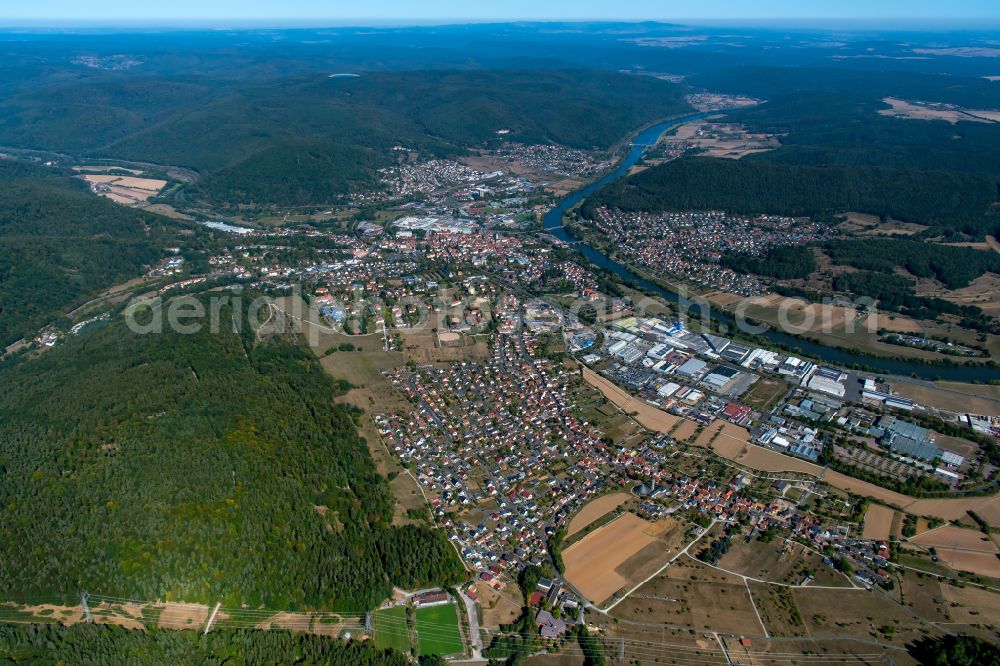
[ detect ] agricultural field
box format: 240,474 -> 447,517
563,513 -> 686,606
414,603 -> 464,657
373,606 -> 411,653
566,492 -> 632,537
669,418 -> 700,442
664,120 -> 779,159
581,367 -> 680,433
79,172 -> 168,206
878,97 -> 1000,124
862,504 -> 896,541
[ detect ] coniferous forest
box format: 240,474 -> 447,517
0,623 -> 410,666
0,298 -> 463,610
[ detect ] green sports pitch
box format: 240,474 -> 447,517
373,606 -> 411,653
415,603 -> 464,656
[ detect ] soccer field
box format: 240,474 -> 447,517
415,603 -> 464,656
373,606 -> 411,653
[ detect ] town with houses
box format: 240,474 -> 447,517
16,136 -> 1000,663
575,208 -> 833,296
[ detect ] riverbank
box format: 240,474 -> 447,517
542,116 -> 1000,383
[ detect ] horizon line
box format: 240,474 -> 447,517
2,17 -> 1000,30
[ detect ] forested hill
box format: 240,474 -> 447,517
0,159 -> 190,346
584,73 -> 1000,238
582,157 -> 999,235
0,69 -> 691,208
0,299 -> 464,609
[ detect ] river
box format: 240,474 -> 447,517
543,114 -> 999,382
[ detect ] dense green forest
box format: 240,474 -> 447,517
0,69 -> 690,207
583,157 -> 998,234
692,67 -> 1000,109
721,245 -> 815,280
190,142 -> 382,207
586,70 -> 1000,238
825,239 -> 1000,289
0,160 -> 192,346
0,298 -> 463,609
0,623 -> 410,666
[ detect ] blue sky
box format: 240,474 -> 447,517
3,0 -> 1000,25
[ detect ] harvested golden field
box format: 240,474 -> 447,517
566,492 -> 631,537
112,176 -> 168,191
934,549 -> 1000,578
582,367 -> 679,432
80,173 -> 168,206
564,513 -> 685,606
702,420 -> 821,475
905,494 -> 1000,526
878,97 -> 991,123
564,513 -> 657,604
910,525 -> 997,553
669,419 -> 700,442
862,504 -> 896,541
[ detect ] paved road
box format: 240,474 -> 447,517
459,590 -> 483,660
